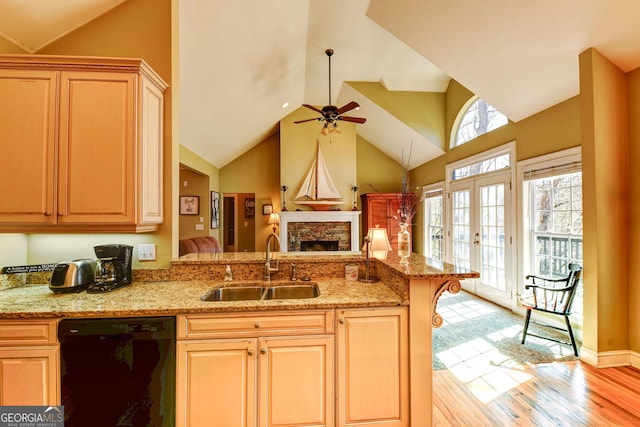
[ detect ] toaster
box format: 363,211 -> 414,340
49,259 -> 97,293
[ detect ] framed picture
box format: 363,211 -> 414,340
180,196 -> 199,215
211,191 -> 220,228
244,198 -> 255,218
262,203 -> 273,215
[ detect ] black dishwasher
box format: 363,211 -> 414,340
59,317 -> 176,427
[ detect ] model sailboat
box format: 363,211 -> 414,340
295,141 -> 343,210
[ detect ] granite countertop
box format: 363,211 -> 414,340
0,278 -> 405,320
172,251 -> 480,281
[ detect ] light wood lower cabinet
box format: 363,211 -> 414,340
177,339 -> 256,427
177,311 -> 334,427
0,319 -> 59,406
178,308 -> 408,427
336,307 -> 409,427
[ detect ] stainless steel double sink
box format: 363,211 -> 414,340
201,281 -> 320,302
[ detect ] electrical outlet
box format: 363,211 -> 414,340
138,244 -> 156,261
195,224 -> 204,230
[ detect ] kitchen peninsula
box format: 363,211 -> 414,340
0,252 -> 477,426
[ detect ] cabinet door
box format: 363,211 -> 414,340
336,308 -> 408,427
258,336 -> 334,427
177,339 -> 256,427
0,346 -> 59,406
58,71 -> 136,224
0,70 -> 57,224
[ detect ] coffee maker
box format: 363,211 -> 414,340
88,244 -> 133,293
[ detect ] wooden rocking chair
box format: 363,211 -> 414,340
520,263 -> 582,356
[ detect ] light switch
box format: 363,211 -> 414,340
138,244 -> 156,261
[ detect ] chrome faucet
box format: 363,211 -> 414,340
290,263 -> 297,281
264,233 -> 280,281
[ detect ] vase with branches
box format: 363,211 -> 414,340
393,143 -> 424,264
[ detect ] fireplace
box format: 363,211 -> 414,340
300,240 -> 339,252
278,211 -> 361,253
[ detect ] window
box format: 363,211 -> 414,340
452,97 -> 508,148
530,172 -> 583,278
451,153 -> 510,181
423,185 -> 444,261
518,147 -> 583,321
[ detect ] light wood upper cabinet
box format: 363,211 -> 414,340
336,307 -> 409,427
0,69 -> 57,224
0,55 -> 167,232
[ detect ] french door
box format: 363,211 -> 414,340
448,171 -> 513,308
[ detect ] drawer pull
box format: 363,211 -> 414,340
254,323 -> 261,328
260,348 -> 267,355
247,349 -> 254,356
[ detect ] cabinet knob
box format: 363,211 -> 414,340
247,349 -> 254,356
260,348 -> 267,355
339,318 -> 345,324
254,323 -> 260,328
43,212 -> 51,217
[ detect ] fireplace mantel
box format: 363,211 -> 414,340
278,211 -> 361,254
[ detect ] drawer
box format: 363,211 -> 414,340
177,310 -> 334,339
0,319 -> 58,345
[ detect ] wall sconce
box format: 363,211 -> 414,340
268,212 -> 280,234
360,225 -> 392,283
351,186 -> 359,211
280,185 -> 288,211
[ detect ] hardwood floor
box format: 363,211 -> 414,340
433,361 -> 640,426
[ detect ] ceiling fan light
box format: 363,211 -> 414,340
321,124 -> 330,135
333,124 -> 341,135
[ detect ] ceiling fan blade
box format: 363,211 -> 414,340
338,116 -> 367,124
336,101 -> 359,115
294,117 -> 322,124
302,104 -> 324,114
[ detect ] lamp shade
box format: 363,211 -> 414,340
268,212 -> 280,233
363,225 -> 391,259
268,212 -> 280,226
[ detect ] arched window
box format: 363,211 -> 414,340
451,97 -> 508,148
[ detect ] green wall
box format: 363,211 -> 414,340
348,81 -> 445,150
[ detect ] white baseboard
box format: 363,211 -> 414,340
580,347 -> 640,368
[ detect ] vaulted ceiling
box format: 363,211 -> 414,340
2,0 -> 640,169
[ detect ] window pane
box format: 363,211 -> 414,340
454,98 -> 508,147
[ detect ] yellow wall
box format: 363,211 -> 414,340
179,145 -> 221,243
410,81 -> 581,252
280,107 -> 357,212
178,169 -> 210,240
220,133 -> 280,251
0,0 -> 174,269
580,48 -> 630,354
628,67 -> 640,353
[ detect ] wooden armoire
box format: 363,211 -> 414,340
360,193 -> 412,251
